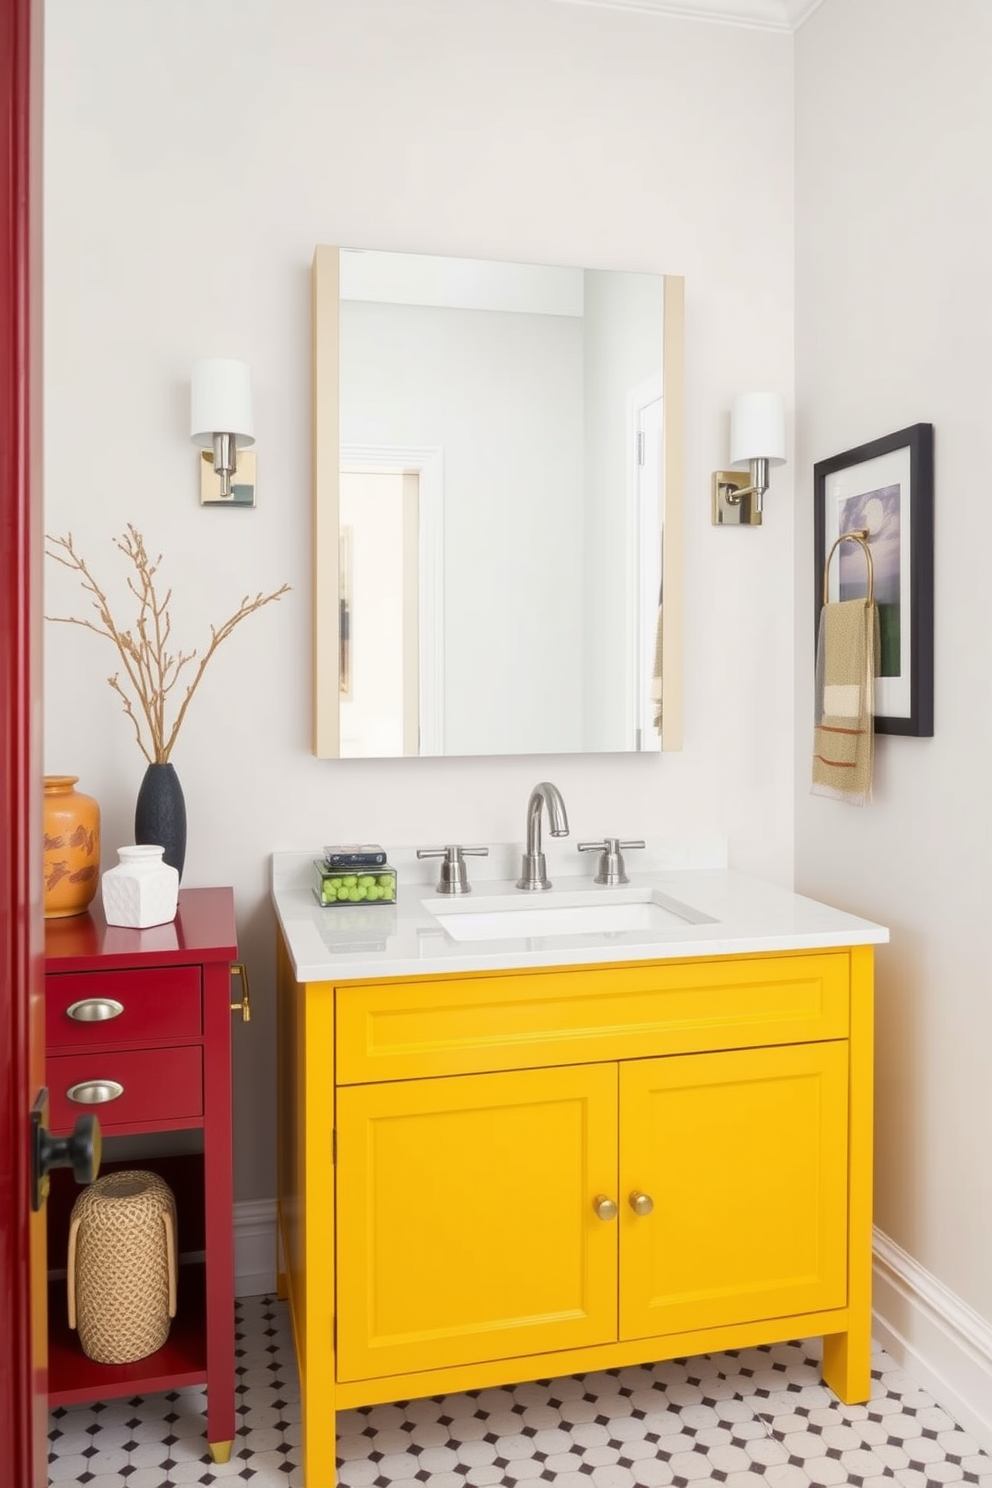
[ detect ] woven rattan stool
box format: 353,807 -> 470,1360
67,1169 -> 177,1364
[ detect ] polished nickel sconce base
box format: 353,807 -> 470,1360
712,469 -> 761,525
199,449 -> 256,507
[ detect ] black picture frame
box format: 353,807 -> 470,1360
813,423 -> 933,737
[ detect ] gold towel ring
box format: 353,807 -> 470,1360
823,528 -> 874,607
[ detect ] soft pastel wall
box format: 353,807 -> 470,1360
42,0 -> 795,1203
795,0 -> 992,1339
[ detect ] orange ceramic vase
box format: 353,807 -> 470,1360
43,775 -> 101,919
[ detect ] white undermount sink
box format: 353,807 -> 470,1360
425,886 -> 717,943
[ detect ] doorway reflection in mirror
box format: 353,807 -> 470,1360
339,526 -> 352,698
338,470 -> 420,758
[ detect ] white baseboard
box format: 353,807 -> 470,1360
234,1199 -> 278,1299
872,1225 -> 992,1454
233,1201 -> 992,1454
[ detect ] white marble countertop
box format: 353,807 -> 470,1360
271,841 -> 889,984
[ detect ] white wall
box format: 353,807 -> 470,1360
795,0 -> 992,1326
43,0 -> 795,1202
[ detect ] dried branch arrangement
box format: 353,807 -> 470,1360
46,526 -> 290,764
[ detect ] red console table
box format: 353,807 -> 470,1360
43,887 -> 240,1464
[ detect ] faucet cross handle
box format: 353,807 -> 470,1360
417,844 -> 488,896
578,838 -> 646,887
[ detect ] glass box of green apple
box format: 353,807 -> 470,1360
313,860 -> 397,907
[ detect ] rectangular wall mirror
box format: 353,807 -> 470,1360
312,245 -> 684,759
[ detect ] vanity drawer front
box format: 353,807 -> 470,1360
335,953 -> 851,1084
45,967 -> 202,1050
46,1047 -> 204,1134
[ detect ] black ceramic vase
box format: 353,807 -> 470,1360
134,762 -> 187,881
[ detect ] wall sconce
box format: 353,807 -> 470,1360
712,391 -> 786,526
190,358 -> 256,507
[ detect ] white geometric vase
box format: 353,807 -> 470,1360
101,844 -> 179,929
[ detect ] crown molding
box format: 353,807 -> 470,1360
550,0 -> 827,32
783,0 -> 826,25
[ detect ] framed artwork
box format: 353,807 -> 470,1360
814,423 -> 934,737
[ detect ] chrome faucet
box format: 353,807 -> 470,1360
517,782 -> 570,891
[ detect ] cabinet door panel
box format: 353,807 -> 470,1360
336,1063 -> 618,1382
620,1042 -> 848,1340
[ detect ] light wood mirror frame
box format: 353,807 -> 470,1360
311,247 -> 684,758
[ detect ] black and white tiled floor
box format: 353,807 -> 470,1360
48,1296 -> 992,1488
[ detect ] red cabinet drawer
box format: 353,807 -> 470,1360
45,967 -> 202,1050
47,1047 -> 204,1133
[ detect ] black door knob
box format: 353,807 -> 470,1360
30,1090 -> 102,1211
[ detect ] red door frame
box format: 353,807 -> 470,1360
0,0 -> 47,1484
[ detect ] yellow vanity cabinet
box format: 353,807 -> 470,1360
335,1061 -> 620,1382
336,1040 -> 850,1384
618,1042 -> 850,1341
276,940 -> 874,1488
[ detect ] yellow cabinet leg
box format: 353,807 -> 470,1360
822,1327 -> 872,1405
823,944 -> 875,1407
209,1440 -> 234,1464
302,1403 -> 339,1488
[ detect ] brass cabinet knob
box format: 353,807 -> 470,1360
230,962 -> 252,1023
629,1191 -> 654,1216
593,1194 -> 618,1222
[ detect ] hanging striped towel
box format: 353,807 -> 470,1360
811,598 -> 879,805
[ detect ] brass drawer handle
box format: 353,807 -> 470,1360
593,1194 -> 618,1222
629,1191 -> 654,1216
67,1080 -> 124,1105
230,962 -> 252,1023
66,998 -> 124,1023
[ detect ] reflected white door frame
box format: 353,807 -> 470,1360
341,445 -> 445,755
626,380 -> 664,750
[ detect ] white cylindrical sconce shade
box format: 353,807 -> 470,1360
190,359 -> 255,448
729,392 -> 786,468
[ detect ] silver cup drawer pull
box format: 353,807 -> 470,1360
66,998 -> 125,1023
67,1080 -> 124,1105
